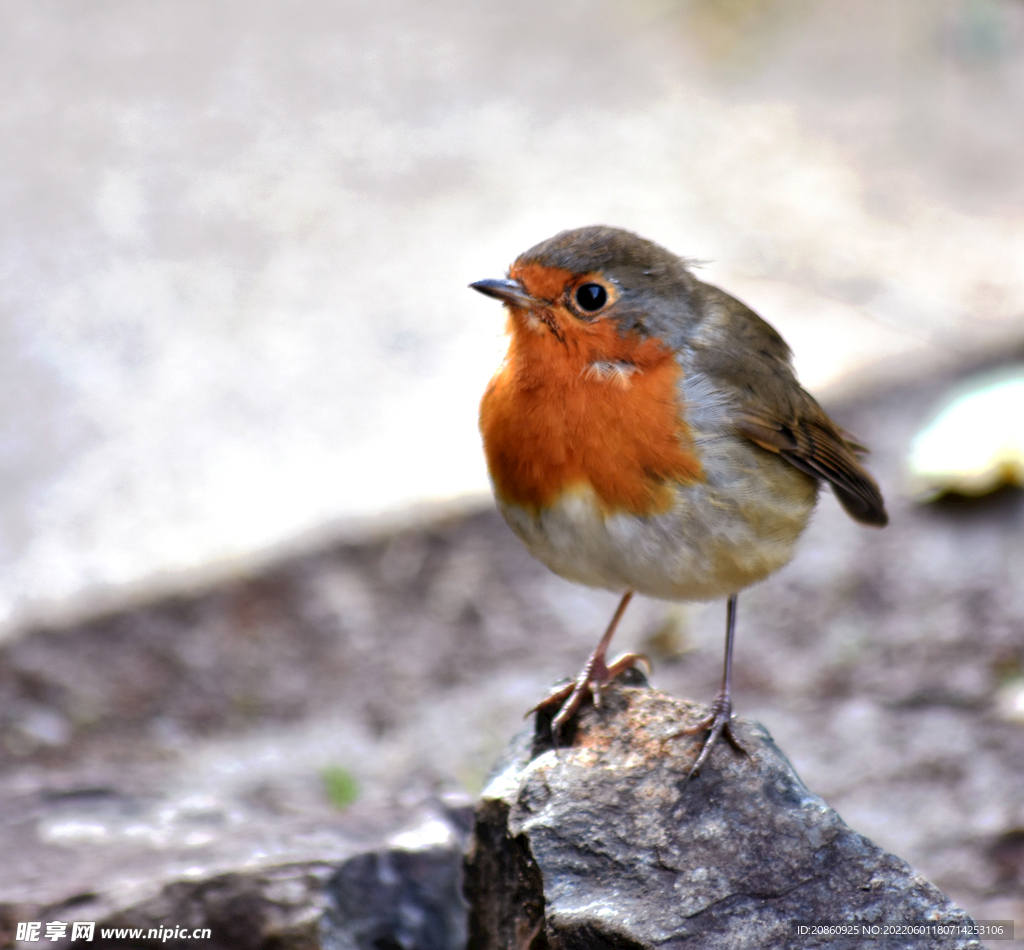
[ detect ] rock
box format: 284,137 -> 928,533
79,865 -> 333,950
1,806 -> 470,950
464,681 -> 985,949
322,840 -> 467,950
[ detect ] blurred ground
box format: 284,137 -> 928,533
2,346 -> 1024,942
2,0 -> 1024,634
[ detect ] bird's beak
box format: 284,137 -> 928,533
469,278 -> 538,309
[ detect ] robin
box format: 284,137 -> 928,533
470,226 -> 887,777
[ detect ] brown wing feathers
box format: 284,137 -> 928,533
738,411 -> 888,527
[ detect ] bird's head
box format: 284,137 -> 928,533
470,226 -> 699,351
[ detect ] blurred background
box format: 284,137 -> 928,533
2,0 -> 1024,940
4,0 -> 1024,636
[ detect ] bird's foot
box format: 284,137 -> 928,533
674,692 -> 748,780
530,651 -> 649,748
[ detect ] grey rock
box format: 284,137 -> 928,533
81,865 -> 333,950
464,683 -> 984,950
322,844 -> 467,950
2,809 -> 469,950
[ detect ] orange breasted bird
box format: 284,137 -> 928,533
471,227 -> 887,777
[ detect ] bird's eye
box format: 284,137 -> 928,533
574,283 -> 608,313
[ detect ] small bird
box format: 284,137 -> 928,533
471,227 -> 887,777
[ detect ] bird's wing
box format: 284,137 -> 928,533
682,279 -> 888,527
736,403 -> 888,527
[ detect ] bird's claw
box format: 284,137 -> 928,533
675,693 -> 748,780
530,651 -> 649,748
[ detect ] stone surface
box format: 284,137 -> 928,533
465,682 -> 984,949
1,806 -> 470,950
322,841 -> 467,950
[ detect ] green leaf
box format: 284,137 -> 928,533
322,765 -> 360,809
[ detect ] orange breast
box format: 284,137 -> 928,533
479,312 -> 704,517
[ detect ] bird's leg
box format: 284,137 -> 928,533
531,591 -> 646,745
680,594 -> 748,779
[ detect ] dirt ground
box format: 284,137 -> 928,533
2,340 -> 1024,946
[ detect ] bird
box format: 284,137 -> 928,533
470,226 -> 887,778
